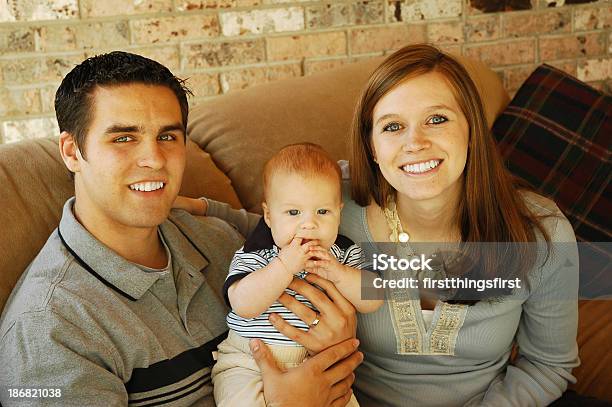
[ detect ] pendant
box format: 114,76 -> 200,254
398,232 -> 410,243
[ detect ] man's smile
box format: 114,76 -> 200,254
128,181 -> 166,192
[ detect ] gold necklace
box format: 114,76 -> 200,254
382,196 -> 410,243
382,196 -> 461,295
382,195 -> 414,258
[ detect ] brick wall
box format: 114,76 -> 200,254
0,0 -> 610,144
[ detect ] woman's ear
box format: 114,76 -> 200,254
59,131 -> 81,173
261,202 -> 272,228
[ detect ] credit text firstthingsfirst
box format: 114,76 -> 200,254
370,253 -> 522,292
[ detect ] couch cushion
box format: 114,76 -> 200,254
188,54 -> 509,213
181,139 -> 242,209
492,64 -> 612,400
569,300 -> 612,401
492,64 -> 611,242
0,138 -> 240,312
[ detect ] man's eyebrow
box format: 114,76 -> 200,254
103,123 -> 185,135
159,123 -> 185,134
104,124 -> 142,134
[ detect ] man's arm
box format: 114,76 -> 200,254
173,196 -> 261,238
0,311 -> 127,406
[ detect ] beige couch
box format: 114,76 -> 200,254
0,55 -> 609,401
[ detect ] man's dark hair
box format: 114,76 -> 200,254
55,51 -> 192,158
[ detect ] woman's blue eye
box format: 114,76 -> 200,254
383,122 -> 402,132
429,115 -> 448,125
317,209 -> 329,215
288,209 -> 300,216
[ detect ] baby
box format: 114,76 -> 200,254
176,143 -> 381,406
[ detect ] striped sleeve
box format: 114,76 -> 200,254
222,248 -> 269,307
341,244 -> 369,270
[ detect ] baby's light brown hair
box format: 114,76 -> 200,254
262,143 -> 342,201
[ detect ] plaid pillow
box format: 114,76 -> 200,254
492,64 -> 611,242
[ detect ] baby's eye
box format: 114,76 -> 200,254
427,115 -> 448,125
114,135 -> 133,143
317,209 -> 330,215
287,209 -> 300,216
382,122 -> 402,132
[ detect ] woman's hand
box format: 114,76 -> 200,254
172,196 -> 207,215
269,274 -> 357,355
251,337 -> 363,407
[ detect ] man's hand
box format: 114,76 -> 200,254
277,237 -> 319,276
270,274 -> 357,355
172,196 -> 207,215
251,337 -> 363,407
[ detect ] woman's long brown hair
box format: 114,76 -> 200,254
350,44 -> 552,303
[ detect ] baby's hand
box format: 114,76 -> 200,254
277,237 -> 319,276
305,246 -> 350,284
173,196 -> 207,216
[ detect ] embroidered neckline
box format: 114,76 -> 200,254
380,196 -> 468,355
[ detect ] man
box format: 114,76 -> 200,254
0,52 -> 360,406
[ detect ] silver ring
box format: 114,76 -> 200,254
310,314 -> 320,328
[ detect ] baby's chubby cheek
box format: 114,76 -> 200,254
317,235 -> 338,251
270,228 -> 294,249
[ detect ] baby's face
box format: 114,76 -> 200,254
262,172 -> 343,250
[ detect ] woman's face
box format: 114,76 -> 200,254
370,71 -> 469,204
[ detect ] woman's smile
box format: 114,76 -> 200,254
399,159 -> 444,176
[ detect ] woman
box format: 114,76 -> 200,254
341,44 -> 578,406
177,44 -> 579,406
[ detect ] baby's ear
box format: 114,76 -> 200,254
339,202 -> 344,211
261,202 -> 271,227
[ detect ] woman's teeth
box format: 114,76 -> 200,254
402,160 -> 441,174
129,181 -> 165,192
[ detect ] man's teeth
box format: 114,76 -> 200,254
129,182 -> 165,192
402,160 -> 441,174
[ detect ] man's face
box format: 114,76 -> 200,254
69,84 -> 186,237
